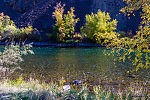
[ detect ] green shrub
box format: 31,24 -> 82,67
0,13 -> 15,37
0,13 -> 37,41
3,25 -> 18,37
0,43 -> 34,67
65,39 -> 74,44
81,10 -> 118,44
52,3 -> 79,42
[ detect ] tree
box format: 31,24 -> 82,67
81,10 -> 118,44
0,13 -> 36,41
107,0 -> 150,71
120,0 -> 150,35
52,3 -> 79,42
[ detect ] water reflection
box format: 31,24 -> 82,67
1,46 -> 149,84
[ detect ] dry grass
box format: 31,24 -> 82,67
0,77 -> 149,100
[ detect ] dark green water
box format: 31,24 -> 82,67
17,47 -> 149,84
1,46 -> 150,85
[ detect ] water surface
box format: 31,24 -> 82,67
1,46 -> 150,85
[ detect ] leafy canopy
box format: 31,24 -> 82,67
0,13 -> 34,41
53,3 -> 79,42
107,0 -> 150,71
81,10 -> 118,44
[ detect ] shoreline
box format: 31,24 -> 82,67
0,42 -> 105,47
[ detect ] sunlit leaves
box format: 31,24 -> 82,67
107,33 -> 150,71
53,3 -> 79,42
81,10 -> 118,44
106,0 -> 150,71
0,13 -> 15,35
0,13 -> 34,40
0,43 -> 34,67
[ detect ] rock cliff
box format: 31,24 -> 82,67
1,0 -> 140,33
0,0 -> 21,20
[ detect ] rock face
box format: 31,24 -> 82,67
4,0 -> 43,13
0,0 -> 21,20
1,0 -> 140,33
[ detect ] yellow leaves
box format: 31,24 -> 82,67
106,7 -> 149,72
70,7 -> 75,14
82,10 -> 117,44
107,26 -> 150,72
136,63 -> 144,72
145,61 -> 150,69
143,49 -> 150,53
53,3 -> 79,42
0,13 -> 4,17
53,3 -> 65,26
120,8 -> 125,13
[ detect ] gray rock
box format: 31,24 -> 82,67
63,85 -> 71,91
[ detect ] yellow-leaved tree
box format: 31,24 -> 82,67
81,10 -> 118,44
0,13 -> 34,41
107,0 -> 150,71
53,3 -> 79,42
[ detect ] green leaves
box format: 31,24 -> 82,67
0,13 -> 34,41
81,10 -> 118,44
0,43 -> 34,67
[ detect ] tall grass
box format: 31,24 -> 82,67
0,77 -> 149,100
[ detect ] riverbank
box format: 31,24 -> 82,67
0,42 -> 105,47
0,78 -> 149,100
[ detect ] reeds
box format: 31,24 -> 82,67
0,78 -> 149,100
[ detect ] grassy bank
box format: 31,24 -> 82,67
0,77 -> 149,100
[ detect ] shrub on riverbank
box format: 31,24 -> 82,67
81,10 -> 118,44
0,13 -> 40,42
52,3 -> 80,43
0,43 -> 34,70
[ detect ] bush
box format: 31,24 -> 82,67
0,13 -> 15,37
0,43 -> 34,67
81,10 -> 118,44
0,13 -> 38,41
3,25 -> 18,38
17,26 -> 34,41
52,3 -> 79,42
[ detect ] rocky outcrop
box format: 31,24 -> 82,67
0,0 -> 20,20
15,0 -> 56,27
1,0 -> 140,33
4,0 -> 43,13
